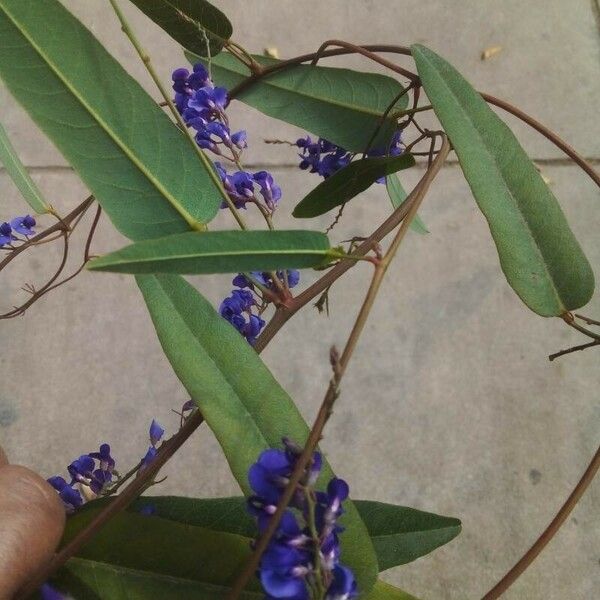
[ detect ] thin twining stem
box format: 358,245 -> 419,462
254,135 -> 451,353
16,410 -> 205,599
0,196 -> 94,273
548,339 -> 599,361
107,0 -> 248,231
481,444 -> 600,600
226,42 -> 600,192
228,137 -> 451,600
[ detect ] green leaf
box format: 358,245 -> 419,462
0,0 -> 222,241
386,174 -> 429,235
412,44 -> 595,317
122,496 -> 461,571
53,560 -> 260,600
136,274 -> 378,592
188,51 -> 408,152
52,511 -> 261,599
62,494 -> 462,574
366,581 -> 421,600
87,230 -> 331,274
127,0 -> 232,57
0,119 -> 50,214
293,154 -> 416,218
354,500 -> 461,571
51,510 -> 417,600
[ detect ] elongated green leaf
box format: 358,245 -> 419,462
0,0 -> 222,241
52,511 -> 260,599
53,560 -> 260,600
354,500 -> 461,571
128,0 -> 232,57
120,496 -> 461,570
293,154 -> 416,218
53,562 -> 416,600
0,120 -> 49,214
412,44 -> 595,316
88,230 -> 331,274
386,174 -> 429,234
136,274 -> 378,592
187,51 -> 408,152
52,510 -> 416,600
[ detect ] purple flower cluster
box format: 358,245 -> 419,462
247,438 -> 357,600
0,215 -> 36,247
47,443 -> 116,511
171,64 -> 281,214
219,287 -> 265,346
295,131 -> 404,181
48,420 -> 165,511
220,270 -> 300,346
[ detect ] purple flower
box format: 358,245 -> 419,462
247,440 -> 356,600
139,503 -> 157,516
231,130 -> 248,149
325,565 -> 358,600
188,63 -> 211,90
253,171 -> 282,210
295,137 -> 353,179
0,222 -> 13,246
40,583 -> 67,600
149,419 -> 165,446
141,446 -> 158,468
10,215 -> 36,236
248,448 -> 294,504
47,475 -> 83,509
278,270 -> 300,289
244,313 -> 266,346
90,468 -> 112,494
189,86 -> 228,113
171,67 -> 190,93
260,542 -> 311,600
67,455 -> 95,484
88,443 -> 115,472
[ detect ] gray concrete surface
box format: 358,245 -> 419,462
1,1 -> 599,599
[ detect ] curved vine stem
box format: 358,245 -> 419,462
227,44 -> 600,193
481,444 -> 600,600
229,136 -> 450,600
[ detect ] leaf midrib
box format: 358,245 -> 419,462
418,50 -> 563,311
370,524 -> 461,540
218,57 -> 401,120
0,3 -> 198,228
94,246 -> 328,267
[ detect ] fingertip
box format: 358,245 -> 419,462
0,465 -> 66,599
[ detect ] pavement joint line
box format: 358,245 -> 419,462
2,157 -> 600,175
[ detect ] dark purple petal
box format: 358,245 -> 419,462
261,570 -> 309,600
10,215 -> 36,236
141,446 -> 157,468
149,419 -> 165,446
325,564 -> 357,599
40,583 -> 67,600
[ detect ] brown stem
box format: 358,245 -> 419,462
575,314 -> 600,327
254,135 -> 451,353
0,196 -> 94,273
548,340 -> 600,361
481,444 -> 600,600
17,410 -> 205,599
228,138 -> 450,600
228,43 -> 600,193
